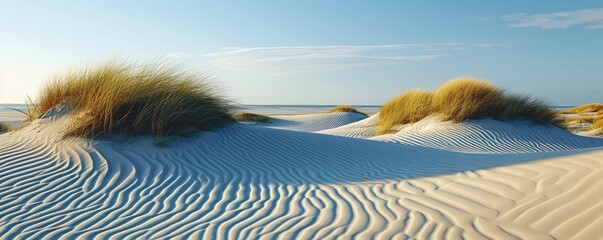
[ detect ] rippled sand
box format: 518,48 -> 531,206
2,113 -> 603,239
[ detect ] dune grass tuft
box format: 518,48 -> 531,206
560,103 -> 603,114
0,123 -> 10,133
432,78 -> 504,122
27,59 -> 235,141
377,90 -> 432,135
493,94 -> 561,125
564,115 -> 602,124
560,103 -> 603,130
592,119 -> 603,131
328,105 -> 368,116
377,77 -> 562,135
234,113 -> 271,123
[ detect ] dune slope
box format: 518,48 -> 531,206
2,116 -> 603,239
322,115 -> 603,153
319,113 -> 379,138
247,112 -> 367,132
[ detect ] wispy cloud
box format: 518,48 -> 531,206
168,43 -> 516,75
472,16 -> 492,22
504,8 -> 603,29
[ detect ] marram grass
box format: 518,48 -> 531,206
377,77 -> 562,135
234,113 -> 271,123
559,103 -> 603,128
0,123 -> 10,133
377,90 -> 432,135
27,59 -> 235,141
328,105 -> 368,116
592,119 -> 603,131
560,103 -> 603,114
564,115 -> 602,124
431,78 -> 503,122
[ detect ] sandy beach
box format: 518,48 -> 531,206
2,107 -> 603,239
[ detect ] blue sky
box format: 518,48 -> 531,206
0,1 -> 602,105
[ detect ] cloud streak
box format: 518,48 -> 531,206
504,8 -> 603,29
168,43 -> 516,75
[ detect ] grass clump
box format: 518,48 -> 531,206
592,119 -> 603,131
493,94 -> 561,125
560,103 -> 603,114
432,78 -> 504,122
328,105 -> 368,116
0,123 -> 10,133
565,115 -> 602,124
377,77 -> 561,135
559,103 -> 603,129
27,59 -> 235,141
377,90 -> 432,135
234,113 -> 271,123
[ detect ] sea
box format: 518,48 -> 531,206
237,105 -> 381,115
0,104 -> 27,113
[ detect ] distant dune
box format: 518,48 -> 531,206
322,115 -> 603,153
559,103 -> 603,136
242,111 -> 368,132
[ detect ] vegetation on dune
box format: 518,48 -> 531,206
377,90 -> 432,135
564,115 -> 603,124
377,77 -> 562,135
492,94 -> 561,125
328,105 -> 368,116
0,123 -> 10,133
592,119 -> 603,131
560,103 -> 603,114
431,78 -> 504,122
25,59 -> 235,141
559,103 -> 603,130
234,113 -> 271,123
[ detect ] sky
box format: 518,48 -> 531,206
0,1 -> 602,105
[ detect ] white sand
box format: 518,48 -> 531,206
243,112 -> 368,132
319,113 -> 380,138
323,115 -> 603,153
2,113 -> 603,239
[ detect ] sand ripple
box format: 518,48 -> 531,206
2,122 -> 603,239
253,112 -> 367,132
324,115 -> 603,153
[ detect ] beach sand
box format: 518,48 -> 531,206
1,111 -> 603,239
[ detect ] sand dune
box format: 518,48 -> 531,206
246,112 -> 367,132
319,113 -> 379,138
2,115 -> 603,239
377,116 -> 603,153
322,115 -> 603,153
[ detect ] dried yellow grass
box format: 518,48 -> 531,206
560,103 -> 603,130
0,123 -> 10,133
328,105 -> 368,116
565,115 -> 601,124
560,103 -> 603,114
377,77 -> 561,135
26,59 -> 235,142
592,119 -> 603,131
432,77 -> 503,122
234,113 -> 271,123
377,90 -> 432,135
